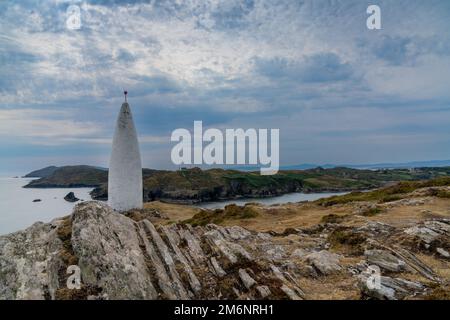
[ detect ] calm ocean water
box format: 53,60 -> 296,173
0,177 -> 345,235
0,178 -> 94,235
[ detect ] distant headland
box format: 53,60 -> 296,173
22,165 -> 450,204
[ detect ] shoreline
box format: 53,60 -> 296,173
1,181 -> 449,300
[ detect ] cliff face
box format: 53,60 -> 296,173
1,198 -> 449,300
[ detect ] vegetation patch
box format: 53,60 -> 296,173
183,204 -> 259,226
321,214 -> 347,224
56,216 -> 78,267
360,207 -> 383,217
125,208 -> 169,222
316,177 -> 450,206
423,284 -> 450,300
24,165 -> 107,188
328,229 -> 367,255
55,285 -> 102,300
436,190 -> 450,199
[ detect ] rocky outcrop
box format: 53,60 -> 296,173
364,250 -> 407,272
64,192 -> 79,203
1,202 -> 448,300
0,202 -> 304,300
305,250 -> 342,275
358,270 -> 425,300
404,219 -> 450,250
0,218 -> 71,299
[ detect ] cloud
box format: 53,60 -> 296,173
0,108 -> 100,141
1,0 -> 450,172
255,53 -> 354,83
372,36 -> 412,66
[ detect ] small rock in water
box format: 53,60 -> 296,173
64,192 -> 79,203
32,199 -> 41,202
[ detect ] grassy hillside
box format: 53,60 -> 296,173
24,166 -> 59,178
23,165 -> 450,203
24,166 -> 108,188
315,176 -> 450,206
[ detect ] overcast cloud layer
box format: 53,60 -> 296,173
1,0 -> 450,174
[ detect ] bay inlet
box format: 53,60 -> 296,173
0,177 -> 345,235
0,178 -> 93,235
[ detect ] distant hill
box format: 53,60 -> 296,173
333,160 -> 450,170
24,166 -> 59,178
24,165 -> 107,178
24,165 -> 108,188
23,165 -> 450,204
235,160 -> 450,171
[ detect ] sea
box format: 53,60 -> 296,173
0,177 -> 345,235
0,177 -> 94,235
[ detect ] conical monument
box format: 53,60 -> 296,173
108,91 -> 143,211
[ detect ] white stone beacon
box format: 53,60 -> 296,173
108,91 -> 143,211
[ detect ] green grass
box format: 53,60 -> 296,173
316,176 -> 450,206
328,228 -> 367,255
25,165 -> 450,203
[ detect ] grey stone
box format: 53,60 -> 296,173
239,269 -> 256,289
436,247 -> 449,258
291,248 -> 308,258
71,202 -> 157,299
364,250 -> 406,272
305,250 -> 342,275
256,285 -> 271,298
358,271 -> 424,300
210,257 -> 226,277
0,201 -> 310,300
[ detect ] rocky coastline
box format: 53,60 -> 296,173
22,165 -> 450,204
1,180 -> 449,300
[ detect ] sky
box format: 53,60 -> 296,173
1,0 -> 450,175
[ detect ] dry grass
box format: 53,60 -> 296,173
143,201 -> 201,224
182,204 -> 259,227
146,189 -> 450,240
297,273 -> 360,300
320,213 -> 347,224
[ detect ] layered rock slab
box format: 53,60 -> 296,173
1,201 -> 448,300
0,202 -> 303,300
